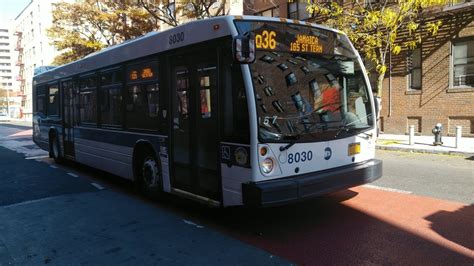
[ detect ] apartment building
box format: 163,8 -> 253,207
0,25 -> 14,92
14,0 -> 63,119
0,21 -> 19,117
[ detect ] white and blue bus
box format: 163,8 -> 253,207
33,16 -> 382,207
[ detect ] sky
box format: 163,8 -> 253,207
0,0 -> 32,23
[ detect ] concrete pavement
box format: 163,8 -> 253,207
0,126 -> 289,265
377,133 -> 474,156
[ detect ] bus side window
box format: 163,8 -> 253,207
125,61 -> 159,131
47,84 -> 60,116
78,75 -> 98,125
99,69 -> 122,127
36,85 -> 47,115
146,84 -> 159,118
222,62 -> 250,143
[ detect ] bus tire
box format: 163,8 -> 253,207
49,133 -> 63,164
137,149 -> 162,197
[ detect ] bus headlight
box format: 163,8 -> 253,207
261,158 -> 274,174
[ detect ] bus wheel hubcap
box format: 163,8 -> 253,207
142,158 -> 159,188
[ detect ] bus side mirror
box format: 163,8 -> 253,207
373,96 -> 381,119
232,33 -> 256,64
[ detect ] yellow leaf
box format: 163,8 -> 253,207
392,45 -> 401,55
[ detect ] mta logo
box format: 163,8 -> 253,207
324,147 -> 332,160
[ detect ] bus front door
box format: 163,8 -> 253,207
62,80 -> 75,158
170,53 -> 220,203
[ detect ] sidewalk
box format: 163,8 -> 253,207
376,133 -> 474,156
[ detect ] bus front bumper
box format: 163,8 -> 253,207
242,159 -> 382,207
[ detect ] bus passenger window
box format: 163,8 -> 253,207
200,89 -> 211,118
125,61 -> 160,130
127,85 -> 144,111
177,76 -> 188,118
36,86 -> 47,115
79,75 -> 98,125
47,85 -> 59,116
100,87 -> 122,126
200,75 -> 211,118
146,84 -> 159,118
79,90 -> 97,124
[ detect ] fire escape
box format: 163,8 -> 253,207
14,31 -> 25,111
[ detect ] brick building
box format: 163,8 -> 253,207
379,3 -> 474,137
246,0 -> 474,137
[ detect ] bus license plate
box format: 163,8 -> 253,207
348,143 -> 360,156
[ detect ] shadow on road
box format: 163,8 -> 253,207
151,190 -> 473,265
40,158 -> 473,265
466,156 -> 474,161
425,204 -> 474,251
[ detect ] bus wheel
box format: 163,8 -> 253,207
139,153 -> 162,196
50,134 -> 63,164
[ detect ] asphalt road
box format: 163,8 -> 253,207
0,123 -> 472,265
373,150 -> 474,204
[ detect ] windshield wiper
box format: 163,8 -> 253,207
279,135 -> 299,151
335,124 -> 372,138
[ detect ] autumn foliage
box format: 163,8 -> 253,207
307,0 -> 448,96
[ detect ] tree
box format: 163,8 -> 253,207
307,0 -> 448,97
48,0 -> 159,65
137,0 -> 228,27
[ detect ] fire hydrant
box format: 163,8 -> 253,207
432,123 -> 443,146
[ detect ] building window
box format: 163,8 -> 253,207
408,47 -> 422,90
288,1 -> 309,20
255,6 -> 279,17
452,39 -> 474,88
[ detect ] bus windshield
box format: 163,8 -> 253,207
235,20 -> 374,142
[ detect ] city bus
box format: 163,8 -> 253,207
33,16 -> 382,207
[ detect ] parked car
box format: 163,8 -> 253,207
0,113 -> 9,122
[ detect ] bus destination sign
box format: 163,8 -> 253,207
289,35 -> 323,53
128,66 -> 156,82
252,25 -> 335,55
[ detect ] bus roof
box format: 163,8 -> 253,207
34,15 -> 341,85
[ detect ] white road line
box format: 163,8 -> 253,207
91,183 -> 105,190
183,219 -> 204,229
362,184 -> 413,194
49,165 -> 58,169
67,173 -> 79,178
2,196 -> 60,208
25,155 -> 49,160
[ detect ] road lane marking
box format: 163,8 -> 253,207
25,155 -> 49,160
49,165 -> 58,169
362,184 -> 413,194
183,219 -> 204,229
67,173 -> 79,178
2,196 -> 59,208
91,183 -> 105,190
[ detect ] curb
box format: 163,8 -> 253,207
376,145 -> 474,156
